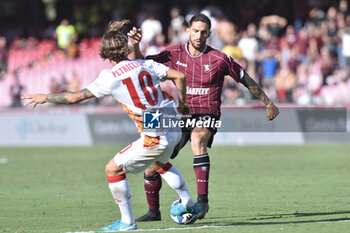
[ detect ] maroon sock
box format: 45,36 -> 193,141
144,172 -> 162,210
193,154 -> 210,196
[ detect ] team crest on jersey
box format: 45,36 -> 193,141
202,64 -> 212,73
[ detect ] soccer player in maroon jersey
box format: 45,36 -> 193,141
129,13 -> 280,221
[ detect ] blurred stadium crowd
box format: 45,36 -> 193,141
1,0 -> 350,108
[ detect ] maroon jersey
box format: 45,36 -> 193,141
146,44 -> 243,117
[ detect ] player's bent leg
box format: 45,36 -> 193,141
101,159 -> 137,231
153,162 -> 200,216
170,129 -> 191,159
137,131 -> 185,220
105,158 -> 127,177
191,128 -> 212,219
136,167 -> 162,222
190,127 -> 211,155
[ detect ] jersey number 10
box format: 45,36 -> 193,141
122,71 -> 158,109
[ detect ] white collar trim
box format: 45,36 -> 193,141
185,43 -> 208,58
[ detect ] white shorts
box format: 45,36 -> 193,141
113,131 -> 181,174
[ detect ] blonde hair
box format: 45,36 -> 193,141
99,20 -> 131,61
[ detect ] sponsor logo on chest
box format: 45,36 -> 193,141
187,86 -> 209,95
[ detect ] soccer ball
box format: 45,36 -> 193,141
170,199 -> 198,224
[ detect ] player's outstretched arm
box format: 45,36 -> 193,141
240,72 -> 279,120
164,69 -> 189,115
22,88 -> 95,108
127,27 -> 144,59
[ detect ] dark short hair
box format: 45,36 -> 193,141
189,13 -> 211,30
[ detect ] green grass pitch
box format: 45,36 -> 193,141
1,145 -> 350,233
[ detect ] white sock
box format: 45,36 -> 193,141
160,165 -> 195,207
108,178 -> 135,225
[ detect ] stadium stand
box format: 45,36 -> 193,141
1,0 -> 350,108
0,38 -> 111,106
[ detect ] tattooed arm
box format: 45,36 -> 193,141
22,88 -> 95,108
240,72 -> 280,120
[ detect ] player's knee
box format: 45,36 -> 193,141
144,166 -> 158,176
191,132 -> 209,147
105,159 -> 122,176
191,131 -> 211,154
105,163 -> 113,175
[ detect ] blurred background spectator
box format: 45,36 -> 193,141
168,7 -> 186,45
0,36 -> 8,80
49,77 -> 60,94
9,72 -> 24,108
238,23 -> 259,78
0,0 -> 350,107
54,18 -> 78,58
140,13 -> 163,51
57,74 -> 68,93
67,71 -> 81,92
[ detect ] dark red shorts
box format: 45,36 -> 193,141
170,114 -> 219,159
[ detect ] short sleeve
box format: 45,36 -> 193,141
150,60 -> 169,81
86,69 -> 113,98
224,54 -> 244,82
145,49 -> 171,64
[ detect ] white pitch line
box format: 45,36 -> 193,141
66,225 -> 222,233
337,220 -> 350,223
65,220 -> 350,233
0,158 -> 8,164
65,225 -> 232,233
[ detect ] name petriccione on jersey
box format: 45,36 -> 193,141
86,59 -> 179,136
